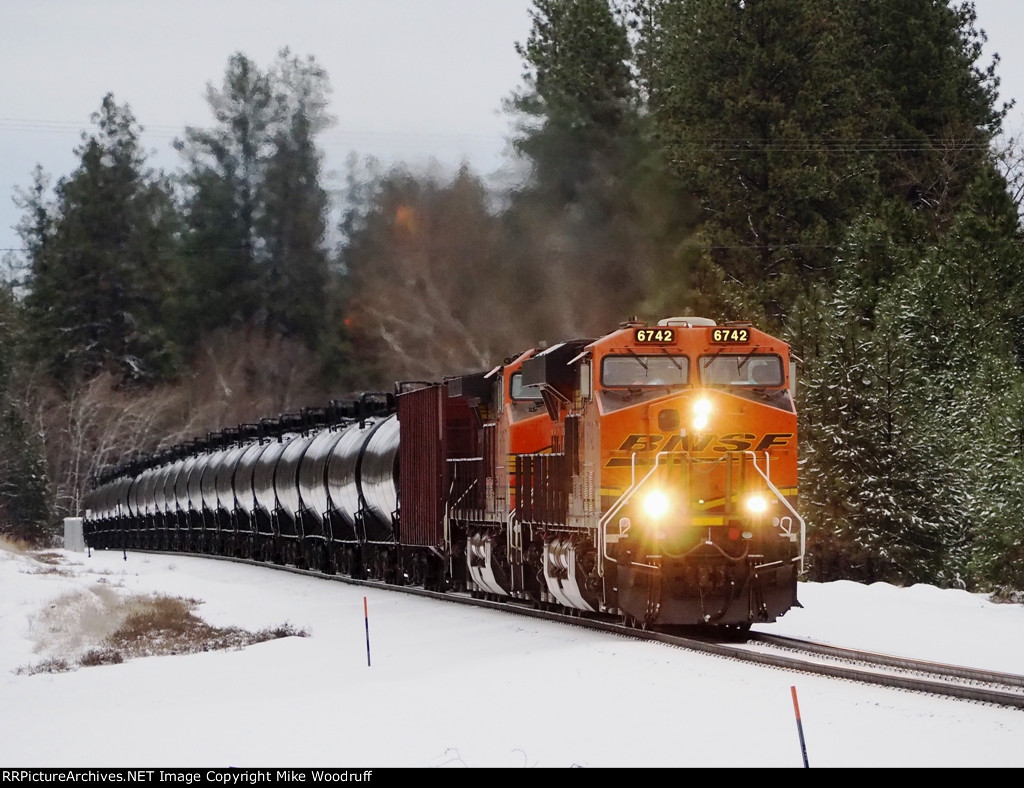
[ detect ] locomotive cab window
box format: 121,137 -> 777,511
510,371 -> 542,401
699,354 -> 783,387
601,354 -> 689,388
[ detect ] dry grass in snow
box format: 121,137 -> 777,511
5,541 -> 307,675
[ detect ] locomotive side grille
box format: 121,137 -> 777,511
565,414 -> 581,475
516,453 -> 569,525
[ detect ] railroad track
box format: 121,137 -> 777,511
730,633 -> 1024,709
119,548 -> 1024,711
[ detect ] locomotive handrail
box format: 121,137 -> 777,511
743,450 -> 805,574
599,448 -> 806,576
599,450 -> 682,576
447,475 -> 478,506
446,458 -> 483,516
443,471 -> 480,558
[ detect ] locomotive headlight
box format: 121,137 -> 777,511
691,397 -> 713,431
745,493 -> 768,515
642,490 -> 670,520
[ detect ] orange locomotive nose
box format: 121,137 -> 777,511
585,317 -> 802,627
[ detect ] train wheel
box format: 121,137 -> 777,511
717,623 -> 752,640
622,614 -> 645,630
303,541 -> 326,573
323,547 -> 337,575
333,546 -> 349,577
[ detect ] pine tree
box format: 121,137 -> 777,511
865,0 -> 1007,231
799,255 -> 966,585
175,49 -> 337,356
260,51 -> 334,351
504,0 -> 699,336
0,319 -> 52,548
967,375 -> 1024,592
0,409 -> 52,544
174,52 -> 274,344
632,0 -> 879,327
20,94 -> 182,389
631,0 -> 1010,330
800,169 -> 1024,588
510,0 -> 637,202
897,175 -> 1024,590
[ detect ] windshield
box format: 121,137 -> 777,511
601,354 -> 689,387
699,354 -> 783,386
510,371 -> 542,401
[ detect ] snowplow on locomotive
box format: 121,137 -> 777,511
82,316 -> 804,630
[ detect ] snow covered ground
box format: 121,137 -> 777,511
2,541 -> 1023,768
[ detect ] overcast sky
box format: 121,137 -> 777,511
0,0 -> 535,258
2,0 -> 1023,258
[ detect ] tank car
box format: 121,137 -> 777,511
82,316 -> 804,630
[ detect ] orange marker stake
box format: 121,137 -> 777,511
791,685 -> 809,767
363,596 -> 371,667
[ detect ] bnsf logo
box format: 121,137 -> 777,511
614,432 -> 793,453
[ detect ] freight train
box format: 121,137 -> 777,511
82,316 -> 804,630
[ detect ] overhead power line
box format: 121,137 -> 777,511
0,118 -> 1001,155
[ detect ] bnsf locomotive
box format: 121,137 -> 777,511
82,316 -> 804,630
